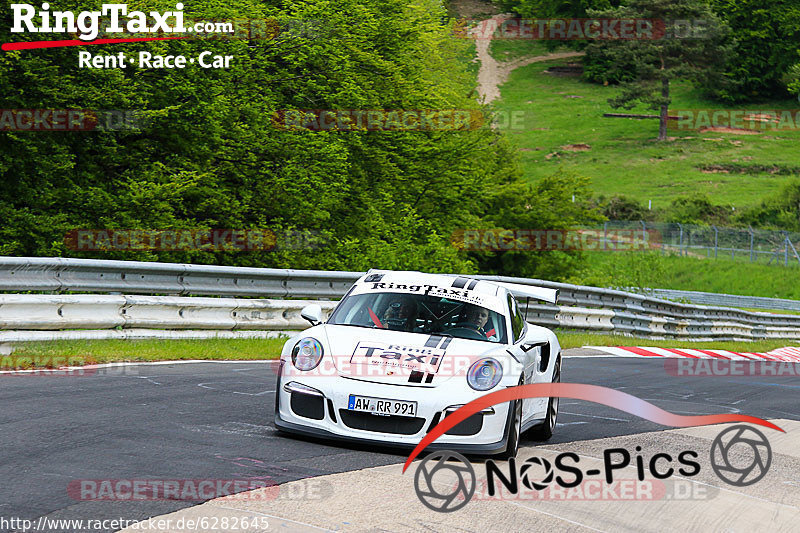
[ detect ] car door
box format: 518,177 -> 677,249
506,292 -> 545,420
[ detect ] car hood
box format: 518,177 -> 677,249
318,324 -> 505,387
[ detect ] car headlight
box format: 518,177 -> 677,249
467,358 -> 503,391
291,337 -> 324,371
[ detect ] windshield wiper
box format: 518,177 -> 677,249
332,323 -> 380,330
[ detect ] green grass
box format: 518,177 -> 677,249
736,307 -> 800,315
5,332 -> 795,369
459,40 -> 479,81
555,330 -> 799,352
7,333 -> 795,369
494,59 -> 800,211
489,40 -> 570,62
7,338 -> 287,367
571,251 -> 800,300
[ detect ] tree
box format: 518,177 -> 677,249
471,171 -> 604,280
706,0 -> 800,102
586,0 -> 730,140
495,0 -> 621,53
0,0 -> 599,279
498,0 -> 618,19
784,63 -> 800,100
738,180 -> 800,233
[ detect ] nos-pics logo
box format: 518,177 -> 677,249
413,424 -> 772,512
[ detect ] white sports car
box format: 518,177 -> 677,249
274,270 -> 562,458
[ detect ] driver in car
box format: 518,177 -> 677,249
382,298 -> 418,332
457,304 -> 490,336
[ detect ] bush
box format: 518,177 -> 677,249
0,0 -> 600,280
704,0 -> 800,102
595,195 -> 651,221
783,63 -> 800,99
737,180 -> 800,232
470,171 -> 604,281
665,196 -> 733,226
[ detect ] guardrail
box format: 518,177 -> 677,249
0,295 -> 337,343
0,257 -> 358,298
1,256 -> 800,343
638,288 -> 800,313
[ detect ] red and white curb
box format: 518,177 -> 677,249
585,345 -> 800,362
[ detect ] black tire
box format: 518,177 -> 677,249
498,378 -> 524,460
273,361 -> 284,423
527,357 -> 561,441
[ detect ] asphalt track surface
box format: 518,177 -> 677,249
2,355 -> 799,532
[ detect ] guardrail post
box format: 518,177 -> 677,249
640,220 -> 647,250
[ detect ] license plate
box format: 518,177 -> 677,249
348,395 -> 417,417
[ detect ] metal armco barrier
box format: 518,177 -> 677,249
1,256 -> 800,342
642,288 -> 800,313
0,257 -> 358,298
0,294 -> 337,331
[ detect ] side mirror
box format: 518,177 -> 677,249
521,340 -> 548,353
300,304 -> 323,326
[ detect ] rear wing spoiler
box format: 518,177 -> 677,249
491,282 -> 559,304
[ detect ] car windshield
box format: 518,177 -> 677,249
328,292 -> 508,343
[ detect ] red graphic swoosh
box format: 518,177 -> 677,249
2,37 -> 189,52
367,307 -> 384,329
402,383 -> 784,472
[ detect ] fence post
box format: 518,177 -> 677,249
786,237 -> 800,266
603,221 -> 607,251
749,226 -> 755,262
678,223 -> 684,256
687,227 -> 691,256
713,225 -> 718,259
785,232 -> 790,266
640,220 -> 647,251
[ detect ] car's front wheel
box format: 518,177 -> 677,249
498,378 -> 524,460
527,356 -> 560,441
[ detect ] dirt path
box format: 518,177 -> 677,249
473,14 -> 585,104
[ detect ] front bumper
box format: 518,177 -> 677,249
274,370 -> 514,455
